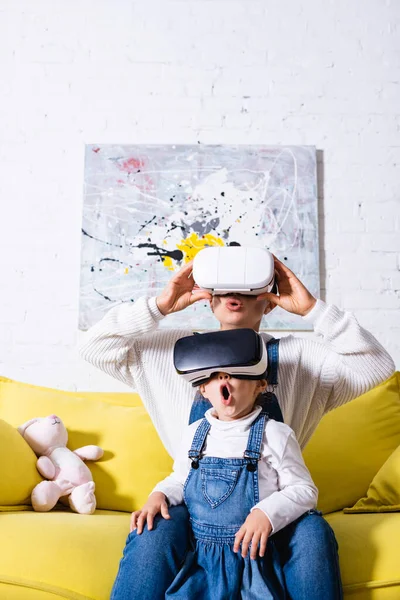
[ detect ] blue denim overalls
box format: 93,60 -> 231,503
166,408 -> 285,599
165,339 -> 285,599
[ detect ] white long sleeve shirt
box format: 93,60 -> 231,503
79,297 -> 395,457
152,405 -> 318,535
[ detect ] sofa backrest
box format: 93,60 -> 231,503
303,372 -> 400,513
1,372 -> 399,515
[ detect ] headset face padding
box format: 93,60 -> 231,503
173,329 -> 268,387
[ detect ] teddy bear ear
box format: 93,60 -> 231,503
18,418 -> 39,437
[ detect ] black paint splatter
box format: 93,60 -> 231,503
165,221 -> 187,236
94,288 -> 112,302
82,228 -> 123,249
137,215 -> 157,233
133,243 -> 184,263
99,258 -> 133,269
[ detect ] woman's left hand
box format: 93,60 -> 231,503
258,255 -> 317,317
233,509 -> 273,559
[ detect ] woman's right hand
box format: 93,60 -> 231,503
130,492 -> 170,534
156,260 -> 212,316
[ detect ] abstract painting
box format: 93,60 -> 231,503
80,145 -> 319,331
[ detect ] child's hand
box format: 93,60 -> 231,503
130,492 -> 170,534
233,509 -> 273,559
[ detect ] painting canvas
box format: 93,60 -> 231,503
80,144 -> 319,331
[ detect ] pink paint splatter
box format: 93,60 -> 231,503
118,157 -> 145,173
116,156 -> 155,191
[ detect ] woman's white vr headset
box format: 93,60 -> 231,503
173,329 -> 268,387
193,246 -> 275,296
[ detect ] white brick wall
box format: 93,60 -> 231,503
0,0 -> 399,391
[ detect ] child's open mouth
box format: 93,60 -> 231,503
221,383 -> 232,405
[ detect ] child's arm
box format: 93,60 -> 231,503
130,425 -> 193,533
150,424 -> 193,505
234,422 -> 318,559
131,492 -> 171,534
253,427 -> 318,535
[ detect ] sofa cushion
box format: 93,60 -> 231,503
0,377 -> 173,513
0,509 -> 129,600
0,419 -> 42,511
303,372 -> 400,514
325,511 -> 400,599
344,444 -> 400,514
2,509 -> 400,600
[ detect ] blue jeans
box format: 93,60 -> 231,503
110,506 -> 343,600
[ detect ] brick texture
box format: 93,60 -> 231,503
0,0 -> 399,390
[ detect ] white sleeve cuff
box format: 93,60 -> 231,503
250,505 -> 276,533
148,296 -> 166,322
252,495 -> 295,535
151,481 -> 184,506
301,298 -> 328,327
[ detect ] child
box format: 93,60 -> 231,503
131,333 -> 318,600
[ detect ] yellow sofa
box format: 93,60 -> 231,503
1,372 -> 399,600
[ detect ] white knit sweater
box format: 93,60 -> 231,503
79,297 -> 395,458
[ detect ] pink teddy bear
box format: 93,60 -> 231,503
18,415 -> 103,515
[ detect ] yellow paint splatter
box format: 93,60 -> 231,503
124,267 -> 129,275
161,233 -> 225,273
163,256 -> 174,271
177,233 -> 224,263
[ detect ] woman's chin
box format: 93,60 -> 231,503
218,311 -> 249,327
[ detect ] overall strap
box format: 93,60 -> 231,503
188,418 -> 211,469
243,411 -> 268,471
266,338 -> 279,387
259,337 -> 284,423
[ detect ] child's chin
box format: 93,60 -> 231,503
219,407 -> 237,419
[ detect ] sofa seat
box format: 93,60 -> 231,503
325,511 -> 400,599
0,509 -> 130,600
1,509 -> 400,600
1,373 -> 400,599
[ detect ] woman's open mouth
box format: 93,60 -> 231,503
224,295 -> 244,311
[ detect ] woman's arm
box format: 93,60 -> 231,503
259,256 -> 395,410
79,296 -> 164,388
301,299 -> 395,410
79,260 -> 211,390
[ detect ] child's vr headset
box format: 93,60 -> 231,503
173,329 -> 268,387
193,246 -> 275,296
